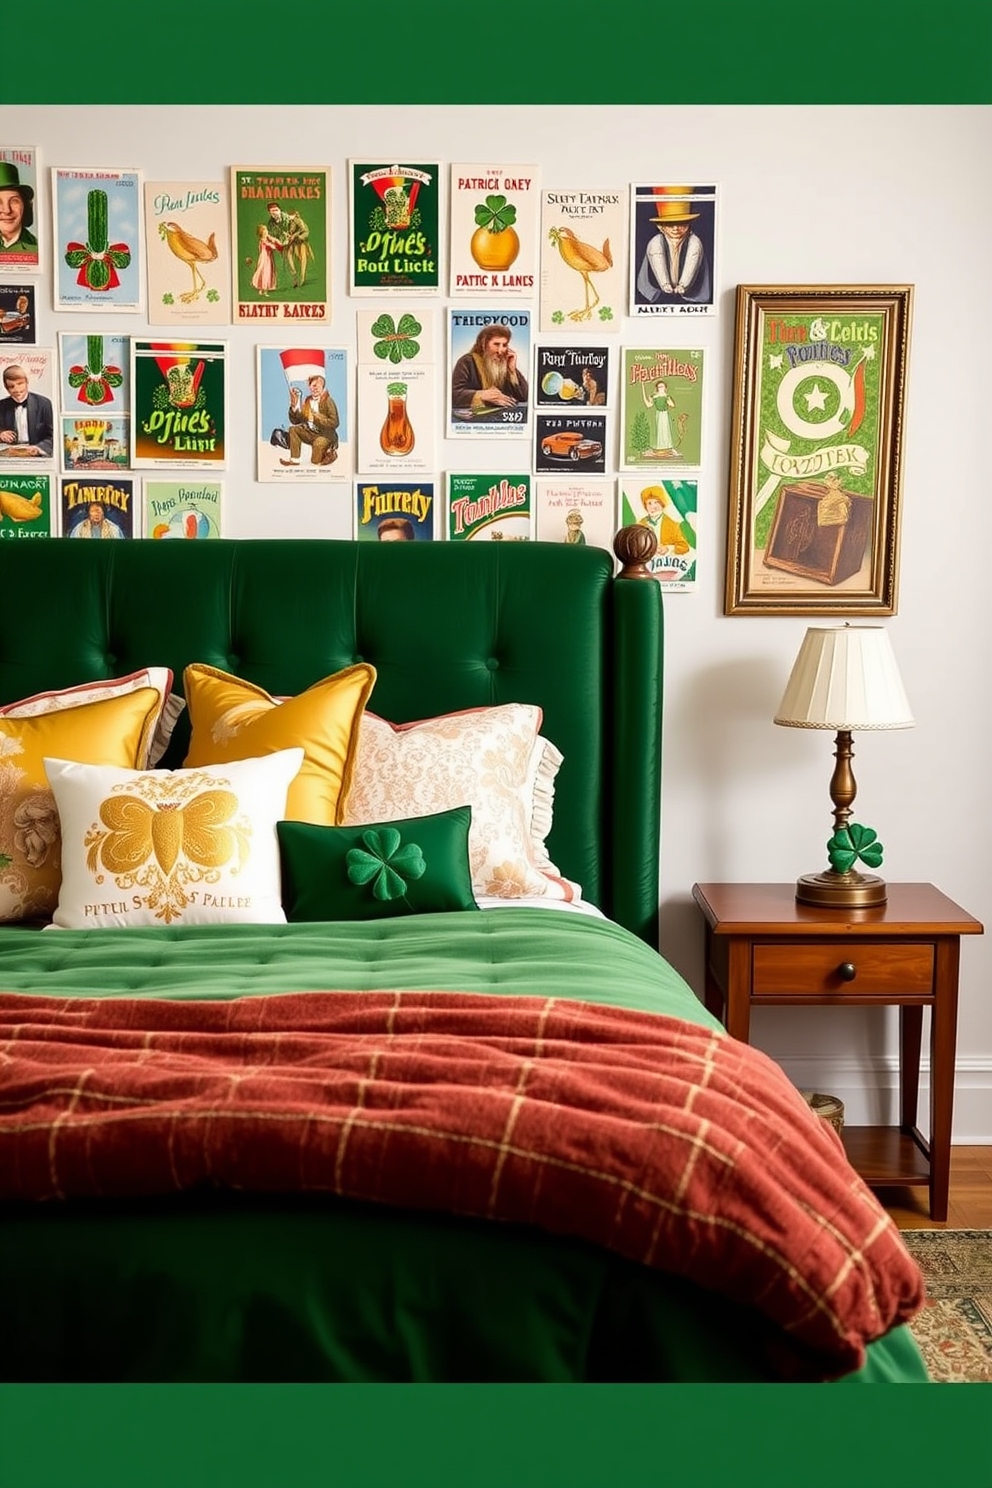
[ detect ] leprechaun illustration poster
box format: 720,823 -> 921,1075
230,167 -> 329,323
349,162 -> 440,294
52,168 -> 143,312
130,340 -> 226,469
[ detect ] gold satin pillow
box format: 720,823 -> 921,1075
0,686 -> 163,924
182,663 -> 376,824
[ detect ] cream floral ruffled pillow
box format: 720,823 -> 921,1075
344,705 -> 579,901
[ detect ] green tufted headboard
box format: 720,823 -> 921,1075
0,539 -> 663,944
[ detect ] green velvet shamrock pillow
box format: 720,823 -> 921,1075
277,806 -> 478,921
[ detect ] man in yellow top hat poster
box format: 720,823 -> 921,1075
633,184 -> 714,312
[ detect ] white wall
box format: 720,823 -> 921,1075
7,102 -> 990,1138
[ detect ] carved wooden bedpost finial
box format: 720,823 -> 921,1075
614,523 -> 658,579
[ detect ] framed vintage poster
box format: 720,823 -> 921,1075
0,147 -> 40,274
230,167 -> 329,324
52,168 -> 143,313
349,161 -> 440,295
725,285 -> 913,616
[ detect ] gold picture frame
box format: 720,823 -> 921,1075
725,284 -> 913,616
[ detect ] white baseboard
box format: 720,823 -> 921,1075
776,1055 -> 992,1144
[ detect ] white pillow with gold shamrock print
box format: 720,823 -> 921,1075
44,749 -> 304,929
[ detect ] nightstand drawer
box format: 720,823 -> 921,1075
752,941 -> 935,996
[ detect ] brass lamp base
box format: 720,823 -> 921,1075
796,870 -> 887,909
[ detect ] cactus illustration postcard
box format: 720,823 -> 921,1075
0,147 -> 40,274
349,162 -> 440,294
535,345 -> 611,409
145,182 -> 230,327
0,285 -> 35,344
61,415 -> 129,472
448,164 -> 539,297
0,347 -> 55,467
539,189 -> 626,334
630,184 -> 717,318
620,348 -> 704,470
59,476 -> 137,539
145,479 -> 222,540
535,478 -> 617,554
446,473 -> 532,542
52,169 -> 143,312
0,473 -> 51,540
256,346 -> 350,484
356,309 -> 437,475
231,168 -> 329,324
447,309 -> 531,437
355,480 -> 437,542
620,477 -> 698,590
130,340 -> 226,470
58,333 -> 129,418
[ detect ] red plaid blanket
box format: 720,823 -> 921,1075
0,989 -> 922,1380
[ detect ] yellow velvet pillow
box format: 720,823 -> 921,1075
0,686 -> 163,924
182,663 -> 377,824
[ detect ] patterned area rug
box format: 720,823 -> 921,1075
900,1229 -> 992,1383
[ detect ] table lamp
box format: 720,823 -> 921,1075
774,625 -> 914,907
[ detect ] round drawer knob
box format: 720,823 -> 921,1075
838,962 -> 857,982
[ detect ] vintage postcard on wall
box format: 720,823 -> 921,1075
145,181 -> 230,326
535,412 -> 609,477
448,309 -> 531,437
356,308 -> 436,475
59,475 -> 137,539
630,184 -> 717,318
0,285 -> 35,344
620,347 -> 704,470
256,346 -> 350,484
446,472 -> 532,541
534,477 -> 616,553
231,167 -> 329,325
52,168 -> 143,313
0,472 -> 51,540
539,188 -> 625,333
349,161 -> 440,294
448,164 -> 540,297
535,344 -> 611,409
0,347 -> 55,467
355,479 -> 437,542
58,332 -> 129,419
620,476 -> 698,590
130,340 -> 225,470
0,147 -> 40,274
61,415 -> 129,471
145,478 -> 222,539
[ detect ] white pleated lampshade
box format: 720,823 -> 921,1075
774,626 -> 915,730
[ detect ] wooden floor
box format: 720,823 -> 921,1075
877,1146 -> 992,1230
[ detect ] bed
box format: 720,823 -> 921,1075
0,533 -> 927,1384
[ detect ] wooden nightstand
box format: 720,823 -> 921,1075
691,882 -> 984,1221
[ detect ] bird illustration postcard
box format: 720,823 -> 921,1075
0,146 -> 40,275
534,477 -> 617,554
349,162 -> 440,295
619,347 -> 704,470
630,184 -> 718,318
130,340 -> 226,470
255,346 -> 350,484
231,167 -> 329,324
620,477 -> 698,590
447,309 -> 531,438
448,164 -> 540,298
539,188 -> 626,334
144,479 -> 222,540
52,168 -> 143,313
0,472 -> 51,539
144,182 -> 231,327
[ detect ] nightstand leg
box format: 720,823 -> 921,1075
928,939 -> 961,1223
702,926 -> 724,1020
899,1005 -> 923,1132
724,941 -> 752,1044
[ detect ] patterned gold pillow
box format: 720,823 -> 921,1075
0,687 -> 163,925
44,749 -> 304,929
344,706 -> 580,901
183,664 -> 376,825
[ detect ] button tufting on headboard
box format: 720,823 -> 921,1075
485,657 -> 500,671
